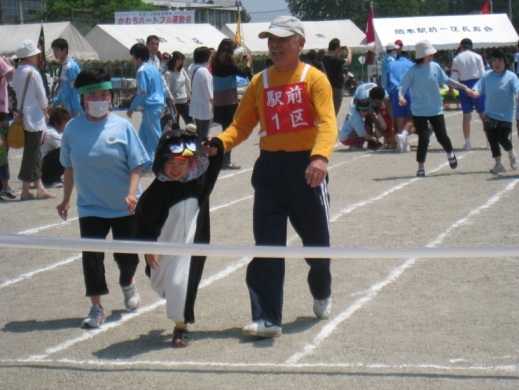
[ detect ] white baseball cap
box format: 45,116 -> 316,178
386,42 -> 399,51
258,16 -> 305,39
15,39 -> 41,59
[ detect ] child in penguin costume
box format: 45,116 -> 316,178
135,125 -> 223,347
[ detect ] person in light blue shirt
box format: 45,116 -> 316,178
51,38 -> 81,117
398,40 -> 471,177
388,51 -> 415,153
381,42 -> 398,91
57,68 -> 150,329
339,83 -> 386,150
472,49 -> 519,175
127,43 -> 165,169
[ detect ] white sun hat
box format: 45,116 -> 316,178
415,40 -> 437,59
15,40 -> 41,59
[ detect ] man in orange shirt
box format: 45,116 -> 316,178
207,16 -> 336,339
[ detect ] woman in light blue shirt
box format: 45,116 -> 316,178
472,49 -> 519,175
57,68 -> 150,329
399,40 -> 471,177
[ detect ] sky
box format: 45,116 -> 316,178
239,0 -> 290,23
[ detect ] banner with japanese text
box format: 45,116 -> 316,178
115,11 -> 195,25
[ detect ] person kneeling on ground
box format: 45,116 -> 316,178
135,125 -> 223,348
339,83 -> 387,150
41,107 -> 71,187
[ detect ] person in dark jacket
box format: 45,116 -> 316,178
211,38 -> 252,169
135,125 -> 223,347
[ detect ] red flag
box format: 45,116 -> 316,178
365,4 -> 375,64
365,5 -> 375,44
481,0 -> 490,14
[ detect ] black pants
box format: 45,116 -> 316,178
413,115 -> 454,164
175,102 -> 194,127
41,148 -> 64,185
483,116 -> 513,158
79,215 -> 139,297
247,151 -> 332,326
214,104 -> 238,166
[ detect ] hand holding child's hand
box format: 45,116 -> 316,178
125,194 -> 138,214
145,254 -> 160,269
202,136 -> 218,157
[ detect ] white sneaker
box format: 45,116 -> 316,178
490,163 -> 506,175
403,138 -> 410,153
121,278 -> 140,311
463,140 -> 472,151
82,305 -> 105,328
510,154 -> 518,170
313,297 -> 332,319
242,320 -> 282,338
395,134 -> 406,153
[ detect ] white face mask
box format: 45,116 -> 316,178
86,100 -> 110,118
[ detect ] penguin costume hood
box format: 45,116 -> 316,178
135,122 -> 223,325
153,126 -> 209,183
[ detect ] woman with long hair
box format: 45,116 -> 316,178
211,38 -> 252,169
165,51 -> 193,127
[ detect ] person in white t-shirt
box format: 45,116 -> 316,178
450,38 -> 486,151
188,47 -> 213,139
41,107 -> 70,187
12,40 -> 54,201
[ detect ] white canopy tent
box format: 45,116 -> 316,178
373,13 -> 518,52
223,20 -> 368,55
85,24 -> 230,61
0,22 -> 98,62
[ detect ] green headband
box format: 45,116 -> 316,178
77,81 -> 113,95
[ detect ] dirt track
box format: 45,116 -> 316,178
1,98 -> 518,389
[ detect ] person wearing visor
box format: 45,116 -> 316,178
339,83 -> 386,150
206,16 -> 336,339
57,68 -> 150,328
398,40 -> 472,177
470,49 -> 519,175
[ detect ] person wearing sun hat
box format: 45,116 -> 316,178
135,126 -> 223,347
398,40 -> 472,177
206,15 -> 336,339
12,39 -> 55,201
57,67 -> 150,329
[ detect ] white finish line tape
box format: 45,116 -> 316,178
0,233 -> 518,259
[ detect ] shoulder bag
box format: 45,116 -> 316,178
7,72 -> 31,149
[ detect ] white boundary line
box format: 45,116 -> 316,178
1,358 -> 517,373
285,179 -> 519,364
13,171 -> 518,366
5,144 -> 516,372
